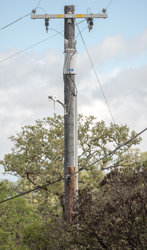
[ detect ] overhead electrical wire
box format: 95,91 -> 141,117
0,0 -> 42,31
49,28 -> 64,37
106,0 -> 113,10
0,31 -> 64,63
0,127 -> 146,205
0,177 -> 64,205
76,1 -> 113,35
0,0 -> 112,31
0,6 -> 108,63
76,27 -> 88,39
0,19 -> 85,64
75,20 -> 115,124
0,1 -> 112,60
36,0 -> 42,9
35,7 -> 47,14
0,0 -> 143,206
0,15 -> 30,30
75,127 -> 147,173
97,0 -> 113,14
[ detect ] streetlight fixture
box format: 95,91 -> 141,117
48,95 -> 68,116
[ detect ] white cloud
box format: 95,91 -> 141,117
0,29 -> 147,181
77,28 -> 147,76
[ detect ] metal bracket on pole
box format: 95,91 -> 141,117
63,104 -> 68,116
56,100 -> 68,116
48,96 -> 68,116
66,174 -> 71,183
67,11 -> 72,23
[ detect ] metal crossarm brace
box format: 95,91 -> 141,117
31,14 -> 108,19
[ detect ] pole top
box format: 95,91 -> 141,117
64,5 -> 75,13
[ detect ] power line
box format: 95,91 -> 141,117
106,0 -> 113,10
94,0 -> 113,15
0,127 -> 146,205
76,27 -> 88,39
0,31 -> 64,63
0,4 -> 111,60
0,177 -> 64,205
36,0 -> 42,8
98,0 -> 113,13
0,20 -> 87,64
75,3 -> 113,39
0,14 -> 31,30
75,20 -> 115,124
78,127 -> 147,173
49,28 -> 64,37
35,7 -> 47,14
0,0 -> 42,31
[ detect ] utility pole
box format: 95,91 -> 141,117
64,5 -> 76,219
31,7 -> 108,221
67,166 -> 75,222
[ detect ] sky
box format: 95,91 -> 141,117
0,0 -> 147,181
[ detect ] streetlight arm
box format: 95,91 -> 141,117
48,96 -> 68,116
57,100 -> 68,116
57,99 -> 64,107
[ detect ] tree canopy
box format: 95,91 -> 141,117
1,114 -> 141,189
0,180 -> 41,250
0,114 -> 146,249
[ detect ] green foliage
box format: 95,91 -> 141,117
0,114 -> 144,249
1,114 -> 65,211
141,151 -> 147,169
9,169 -> 147,250
1,114 -> 141,193
62,169 -> 147,249
0,180 -> 41,250
2,114 -> 64,178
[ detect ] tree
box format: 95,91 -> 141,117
0,180 -> 66,250
0,180 -> 41,250
14,168 -> 147,250
1,114 -> 141,189
0,114 -> 142,213
62,169 -> 147,249
0,114 -> 143,249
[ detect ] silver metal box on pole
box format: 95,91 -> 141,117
64,48 -> 77,75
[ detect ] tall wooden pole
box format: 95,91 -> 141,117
67,166 -> 75,222
31,7 -> 108,221
64,5 -> 75,220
